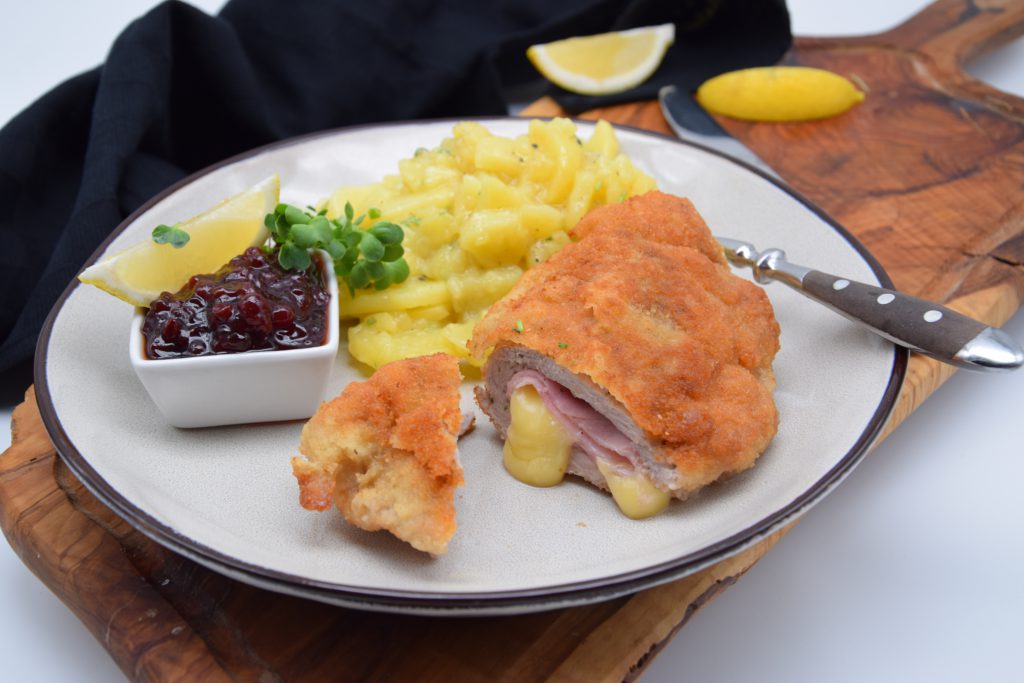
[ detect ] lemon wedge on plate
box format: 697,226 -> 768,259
527,23 -> 675,95
79,175 -> 279,306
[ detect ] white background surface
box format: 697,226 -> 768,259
1,1 -> 1022,682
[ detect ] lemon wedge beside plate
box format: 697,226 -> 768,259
79,174 -> 279,306
527,23 -> 675,96
697,66 -> 865,122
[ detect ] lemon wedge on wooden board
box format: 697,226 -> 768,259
697,66 -> 865,122
78,174 -> 279,306
526,24 -> 675,96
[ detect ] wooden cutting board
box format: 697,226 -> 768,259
2,1 -> 1022,680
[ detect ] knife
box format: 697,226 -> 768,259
658,85 -> 779,179
718,237 -> 1024,372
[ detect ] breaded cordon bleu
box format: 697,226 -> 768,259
291,353 -> 464,555
469,191 -> 780,519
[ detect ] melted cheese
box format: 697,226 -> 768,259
595,459 -> 670,520
503,385 -> 573,486
504,384 -> 671,518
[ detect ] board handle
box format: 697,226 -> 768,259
878,0 -> 1024,67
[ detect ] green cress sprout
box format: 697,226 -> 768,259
152,224 -> 190,248
264,202 -> 410,294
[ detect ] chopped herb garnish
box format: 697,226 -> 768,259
265,201 -> 409,295
152,224 -> 190,249
368,207 -> 381,219
513,320 -> 524,334
558,342 -> 568,348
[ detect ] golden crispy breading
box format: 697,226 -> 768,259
291,353 -> 463,555
569,189 -> 727,265
470,191 -> 780,494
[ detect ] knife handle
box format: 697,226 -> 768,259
752,249 -> 1023,372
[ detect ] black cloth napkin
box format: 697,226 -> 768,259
0,0 -> 789,386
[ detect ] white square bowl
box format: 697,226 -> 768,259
128,250 -> 339,428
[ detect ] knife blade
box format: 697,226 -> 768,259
658,85 -> 779,179
717,237 -> 1023,372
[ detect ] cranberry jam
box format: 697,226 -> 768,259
142,247 -> 330,359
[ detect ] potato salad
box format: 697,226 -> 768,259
322,118 -> 657,369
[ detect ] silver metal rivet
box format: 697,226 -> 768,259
923,310 -> 943,323
876,293 -> 895,305
833,279 -> 850,290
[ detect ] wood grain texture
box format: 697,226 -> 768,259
732,0 -> 1024,423
3,1 -> 1024,680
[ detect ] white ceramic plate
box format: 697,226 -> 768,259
36,119 -> 905,615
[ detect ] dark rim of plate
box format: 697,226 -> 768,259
34,116 -> 908,615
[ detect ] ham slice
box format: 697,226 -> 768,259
507,369 -> 637,472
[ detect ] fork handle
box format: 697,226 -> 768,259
753,248 -> 1023,372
